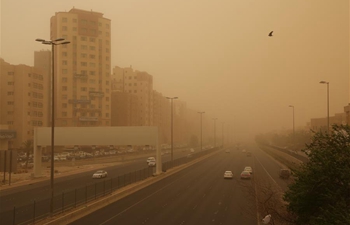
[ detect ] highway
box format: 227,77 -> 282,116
70,143 -> 290,225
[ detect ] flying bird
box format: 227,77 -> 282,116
268,31 -> 273,37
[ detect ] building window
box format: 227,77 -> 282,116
106,105 -> 110,109
62,17 -> 67,22
62,86 -> 68,91
62,95 -> 67,99
106,113 -> 109,118
7,72 -> 14,75
81,87 -> 87,91
89,46 -> 95,51
89,54 -> 95,59
81,45 -> 87,50
89,37 -> 95,42
81,62 -> 87,66
62,103 -> 67,108
73,18 -> 77,23
62,26 -> 67,31
81,53 -> 87,58
62,78 -> 68,82
89,63 -> 95,67
73,27 -> 77,31
89,71 -> 95,76
89,79 -> 95,84
7,101 -> 14,105
62,120 -> 67,126
62,52 -> 68,57
62,112 -> 67,117
8,82 -> 14,85
81,37 -> 87,41
7,91 -> 14,95
62,60 -> 68,65
62,69 -> 68,74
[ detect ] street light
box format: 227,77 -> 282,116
319,81 -> 330,132
197,112 -> 205,151
166,97 -> 178,167
36,37 -> 70,215
212,118 -> 218,148
289,105 -> 295,136
222,122 -> 224,148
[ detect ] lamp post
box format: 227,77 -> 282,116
36,38 -> 70,215
319,81 -> 330,132
166,97 -> 178,166
288,105 -> 295,136
198,112 -> 205,151
222,122 -> 224,148
213,118 -> 217,148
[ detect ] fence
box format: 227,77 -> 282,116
0,147 -> 218,225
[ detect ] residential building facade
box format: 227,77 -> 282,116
0,58 -> 49,148
50,8 -> 111,127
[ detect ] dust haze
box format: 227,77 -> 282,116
0,0 -> 349,141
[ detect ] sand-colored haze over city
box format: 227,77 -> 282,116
0,0 -> 349,140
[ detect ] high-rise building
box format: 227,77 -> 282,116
50,8 -> 111,127
0,58 -> 49,148
111,66 -> 153,126
34,50 -> 51,126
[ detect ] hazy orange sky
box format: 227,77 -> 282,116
0,0 -> 349,138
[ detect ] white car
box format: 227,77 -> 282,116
224,171 -> 233,179
148,160 -> 156,167
92,170 -> 108,179
244,166 -> 253,174
147,157 -> 155,164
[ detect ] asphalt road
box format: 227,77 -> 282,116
0,150 -> 194,211
70,142 -> 290,225
70,142 -> 292,225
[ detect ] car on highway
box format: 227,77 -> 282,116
279,169 -> 291,179
92,170 -> 108,179
240,171 -> 251,179
244,166 -> 253,174
225,149 -> 230,153
147,157 -> 155,164
148,159 -> 156,167
190,148 -> 195,153
224,171 -> 233,179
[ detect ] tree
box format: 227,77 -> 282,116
284,124 -> 350,225
22,140 -> 33,170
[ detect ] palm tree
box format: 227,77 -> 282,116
22,140 -> 33,170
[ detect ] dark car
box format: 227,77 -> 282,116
279,169 -> 291,179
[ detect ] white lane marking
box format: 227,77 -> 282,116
99,177 -> 179,225
254,155 -> 278,185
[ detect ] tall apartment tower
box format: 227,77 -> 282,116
50,8 -> 111,127
111,66 -> 153,126
0,58 -> 48,148
34,50 -> 51,126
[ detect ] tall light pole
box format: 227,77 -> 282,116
222,122 -> 224,147
198,112 -> 205,151
36,38 -> 70,215
289,105 -> 295,136
166,97 -> 178,166
319,81 -> 330,132
213,118 -> 217,148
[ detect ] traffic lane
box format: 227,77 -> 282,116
0,150 -> 203,212
0,154 -> 159,210
248,142 -> 292,192
70,148 -> 257,225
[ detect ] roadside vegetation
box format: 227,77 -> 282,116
255,124 -> 350,224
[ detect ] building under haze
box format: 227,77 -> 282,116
111,66 -> 153,126
0,58 -> 49,148
50,8 -> 111,127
